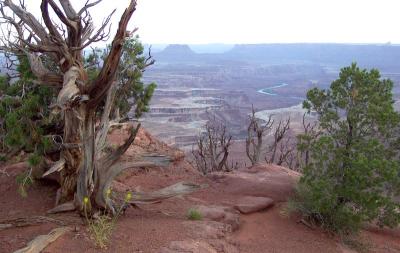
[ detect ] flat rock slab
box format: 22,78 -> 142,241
161,219 -> 240,252
234,196 -> 274,214
194,205 -> 240,231
160,240 -> 218,253
207,163 -> 300,201
183,221 -> 230,239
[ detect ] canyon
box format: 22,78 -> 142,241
137,44 -> 400,151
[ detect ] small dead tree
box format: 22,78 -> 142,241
283,143 -> 298,170
245,106 -> 273,165
192,120 -> 235,175
267,117 -> 291,164
276,135 -> 298,169
297,113 -> 320,168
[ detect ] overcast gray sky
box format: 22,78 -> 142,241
26,0 -> 400,44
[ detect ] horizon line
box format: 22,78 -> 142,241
141,42 -> 400,46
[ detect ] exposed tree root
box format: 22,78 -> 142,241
47,181 -> 203,214
121,182 -> 206,205
13,226 -> 71,253
47,201 -> 76,214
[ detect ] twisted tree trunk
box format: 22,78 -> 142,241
1,0 -> 141,214
58,70 -> 86,203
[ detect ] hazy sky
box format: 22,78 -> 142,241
25,0 -> 400,44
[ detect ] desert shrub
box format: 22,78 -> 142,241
292,63 -> 400,235
187,208 -> 202,220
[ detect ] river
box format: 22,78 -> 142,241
257,83 -> 304,101
257,83 -> 289,95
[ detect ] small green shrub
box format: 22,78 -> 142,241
294,64 -> 400,235
187,208 -> 202,221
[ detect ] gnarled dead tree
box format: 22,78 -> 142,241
0,0 -> 156,214
192,119 -> 235,175
266,117 -> 291,164
297,113 -> 320,168
276,135 -> 297,169
245,105 -> 273,165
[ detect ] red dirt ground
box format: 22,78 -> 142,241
0,128 -> 399,253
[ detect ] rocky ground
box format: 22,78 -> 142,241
0,127 -> 399,253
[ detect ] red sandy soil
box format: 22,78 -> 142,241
0,127 -> 399,253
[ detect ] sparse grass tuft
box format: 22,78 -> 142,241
341,234 -> 371,253
187,208 -> 202,220
87,214 -> 115,249
83,191 -> 131,249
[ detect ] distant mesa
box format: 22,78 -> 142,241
225,43 -> 400,69
151,43 -> 400,71
155,44 -> 197,62
160,44 -> 196,55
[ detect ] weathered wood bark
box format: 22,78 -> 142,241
58,67 -> 87,203
123,182 -> 202,204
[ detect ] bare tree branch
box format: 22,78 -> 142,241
59,0 -> 78,20
87,0 -> 137,107
78,0 -> 102,16
47,0 -> 77,31
100,123 -> 141,170
72,9 -> 115,51
2,0 -> 48,41
41,0 -> 63,42
25,53 -> 64,86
